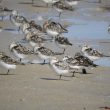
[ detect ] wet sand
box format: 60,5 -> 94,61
0,0 -> 110,110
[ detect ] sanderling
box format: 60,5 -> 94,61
25,31 -> 52,47
65,0 -> 79,6
22,21 -> 42,35
34,46 -> 64,64
9,42 -> 34,62
10,10 -> 28,31
42,0 -> 60,7
52,1 -> 73,17
29,20 -> 43,32
81,45 -> 110,61
0,6 -> 12,20
0,52 -> 24,74
63,52 -> 98,74
55,35 -> 72,51
43,19 -> 68,37
49,57 -> 75,79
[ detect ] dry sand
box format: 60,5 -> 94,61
0,0 -> 110,110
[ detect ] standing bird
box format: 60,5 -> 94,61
0,52 -> 24,74
9,42 -> 34,62
49,57 -> 76,79
29,20 -> 43,32
81,45 -> 110,61
42,0 -> 60,7
55,35 -> 72,52
52,1 -> 73,17
34,46 -> 64,64
0,6 -> 12,20
43,19 -> 68,37
25,31 -> 52,47
65,0 -> 79,6
63,52 -> 98,74
10,10 -> 28,32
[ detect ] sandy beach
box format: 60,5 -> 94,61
0,0 -> 110,110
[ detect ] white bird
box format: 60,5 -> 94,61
25,31 -> 52,47
43,19 -> 68,37
9,42 -> 34,62
65,0 -> 79,6
55,36 -> 72,51
81,45 -> 110,61
42,0 -> 60,7
10,10 -> 28,31
63,52 -> 98,74
34,46 -> 64,64
0,6 -> 12,20
52,1 -> 73,17
49,57 -> 75,79
0,52 -> 24,74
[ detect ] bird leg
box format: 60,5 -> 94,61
20,58 -> 22,62
59,75 -> 62,80
82,69 -> 87,74
63,48 -> 65,54
72,71 -> 75,77
59,12 -> 62,18
41,60 -> 46,65
32,0 -> 34,4
1,16 -> 4,21
46,3 -> 49,7
18,26 -> 21,32
7,70 -> 10,75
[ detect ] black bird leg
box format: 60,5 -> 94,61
7,70 -> 10,75
59,12 -> 61,18
72,71 -> 75,77
20,58 -> 22,62
59,75 -> 62,80
82,69 -> 87,74
32,0 -> 34,4
18,26 -> 20,31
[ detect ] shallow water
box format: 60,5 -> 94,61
64,18 -> 110,40
95,57 -> 110,67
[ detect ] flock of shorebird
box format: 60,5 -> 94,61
0,0 -> 110,79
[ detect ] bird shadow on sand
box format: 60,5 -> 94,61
3,28 -> 18,31
32,4 -> 47,8
18,2 -> 33,4
76,72 -> 93,75
40,77 -> 70,81
0,73 -> 15,75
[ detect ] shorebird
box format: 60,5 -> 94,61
9,42 -> 34,62
22,21 -> 42,35
65,0 -> 79,6
10,10 -> 28,31
0,52 -> 24,74
55,35 -> 72,51
49,57 -> 75,79
0,6 -> 12,20
43,19 -> 68,37
81,45 -> 110,61
52,1 -> 73,17
42,0 -> 60,7
34,46 -> 64,64
22,22 -> 33,34
25,31 -> 52,47
63,52 -> 98,74
29,20 -> 43,32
